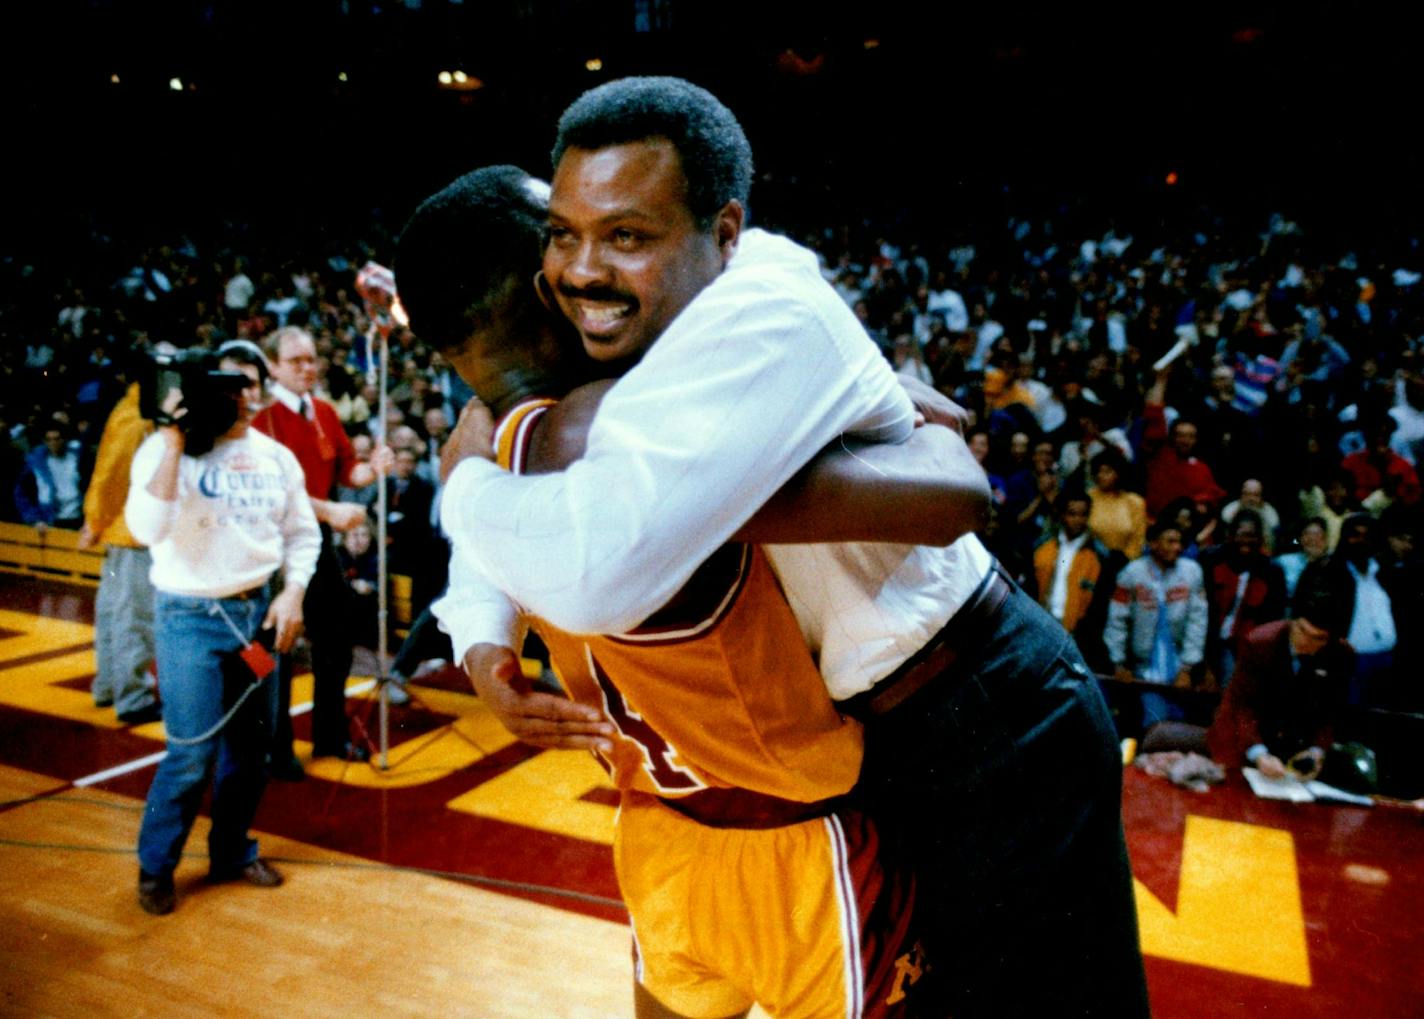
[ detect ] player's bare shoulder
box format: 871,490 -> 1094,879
526,379 -> 617,474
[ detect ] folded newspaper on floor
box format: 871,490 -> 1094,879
1243,768 -> 1374,806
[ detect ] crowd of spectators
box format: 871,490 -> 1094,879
3,198 -> 1422,740
795,204 -> 1423,727
1,227 -> 468,631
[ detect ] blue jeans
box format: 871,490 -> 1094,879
857,578 -> 1149,1017
137,589 -> 279,878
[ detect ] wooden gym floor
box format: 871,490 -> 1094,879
0,574 -> 1421,1018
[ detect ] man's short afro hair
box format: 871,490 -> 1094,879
395,165 -> 549,353
551,76 -> 753,228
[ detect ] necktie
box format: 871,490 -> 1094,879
305,397 -> 335,461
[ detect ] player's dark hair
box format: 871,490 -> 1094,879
396,166 -> 548,354
551,76 -> 753,228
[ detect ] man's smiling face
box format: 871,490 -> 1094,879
544,138 -> 740,363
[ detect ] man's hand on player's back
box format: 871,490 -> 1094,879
440,399 -> 497,486
898,376 -> 970,433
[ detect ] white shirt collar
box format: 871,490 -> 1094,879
269,382 -> 306,415
1348,558 -> 1380,582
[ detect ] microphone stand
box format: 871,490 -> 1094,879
374,322 -> 392,770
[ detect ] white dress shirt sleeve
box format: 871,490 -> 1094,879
432,544 -> 523,664
440,230 -> 916,634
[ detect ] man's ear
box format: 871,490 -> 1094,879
533,270 -> 556,312
714,200 -> 744,267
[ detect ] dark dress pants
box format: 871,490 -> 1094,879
857,581 -> 1150,1018
273,532 -> 355,757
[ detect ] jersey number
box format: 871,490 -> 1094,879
586,648 -> 705,794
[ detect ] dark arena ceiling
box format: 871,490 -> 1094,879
4,1 -> 1417,244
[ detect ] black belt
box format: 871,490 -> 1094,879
655,788 -> 846,830
224,583 -> 270,602
839,563 -> 1014,719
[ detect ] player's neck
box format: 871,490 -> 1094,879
480,365 -> 572,418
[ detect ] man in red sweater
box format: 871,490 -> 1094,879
255,326 -> 393,769
1342,415 -> 1421,508
1141,367 -> 1225,519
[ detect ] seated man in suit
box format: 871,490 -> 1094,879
1208,574 -> 1354,779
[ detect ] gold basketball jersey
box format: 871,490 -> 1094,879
494,397 -> 863,807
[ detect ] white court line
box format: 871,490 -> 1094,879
71,680 -> 380,787
74,750 -> 168,787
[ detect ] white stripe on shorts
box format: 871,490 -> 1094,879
825,813 -> 865,1018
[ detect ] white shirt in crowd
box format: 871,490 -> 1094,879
126,429 -> 321,598
38,449 -> 83,521
928,287 -> 969,332
1049,530 -> 1089,622
1346,560 -> 1397,655
224,272 -> 255,312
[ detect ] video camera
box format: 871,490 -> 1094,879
138,348 -> 253,455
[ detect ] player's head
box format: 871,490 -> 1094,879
397,165 -> 576,408
545,76 -> 751,363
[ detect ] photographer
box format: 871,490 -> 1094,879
125,340 -> 321,916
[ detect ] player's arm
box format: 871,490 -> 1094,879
737,426 -> 989,546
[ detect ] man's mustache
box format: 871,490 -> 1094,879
555,283 -> 639,307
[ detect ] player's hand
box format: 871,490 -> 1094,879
76,521 -> 99,549
263,585 -> 306,653
897,376 -> 969,434
325,501 -> 369,533
464,643 -> 616,752
1256,753 -> 1288,779
1114,665 -> 1135,683
441,398 -> 496,484
1174,667 -> 1193,689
